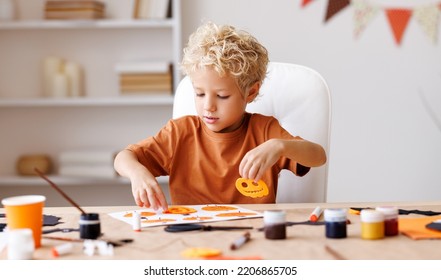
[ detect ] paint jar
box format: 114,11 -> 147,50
263,210 -> 286,240
79,213 -> 101,240
376,206 -> 399,236
360,210 -> 384,240
324,208 -> 347,238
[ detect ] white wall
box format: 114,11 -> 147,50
181,0 -> 441,203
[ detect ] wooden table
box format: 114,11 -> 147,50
2,201 -> 441,260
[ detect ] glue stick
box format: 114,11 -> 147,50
133,211 -> 141,232
51,243 -> 73,257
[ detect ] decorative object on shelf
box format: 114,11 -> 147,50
43,56 -> 84,98
44,0 -> 106,20
58,149 -> 117,178
115,60 -> 173,95
16,154 -> 53,176
64,61 -> 84,97
0,0 -> 16,21
133,0 -> 170,19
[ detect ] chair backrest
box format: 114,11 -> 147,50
173,62 -> 331,203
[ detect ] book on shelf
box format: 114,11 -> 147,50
59,149 -> 117,165
44,0 -> 106,19
114,61 -> 171,74
45,10 -> 105,20
115,61 -> 173,95
45,1 -> 105,10
58,149 -> 117,179
120,73 -> 172,83
59,165 -> 117,179
133,0 -> 170,19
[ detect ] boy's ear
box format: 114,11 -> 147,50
246,82 -> 260,103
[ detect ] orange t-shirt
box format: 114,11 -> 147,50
127,113 -> 309,204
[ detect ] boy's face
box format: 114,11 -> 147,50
191,67 -> 255,133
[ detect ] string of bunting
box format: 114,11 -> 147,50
301,0 -> 441,45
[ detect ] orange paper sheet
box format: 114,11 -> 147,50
399,215 -> 441,240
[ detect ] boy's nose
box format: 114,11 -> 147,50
204,97 -> 216,111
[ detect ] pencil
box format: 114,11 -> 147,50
230,231 -> 251,250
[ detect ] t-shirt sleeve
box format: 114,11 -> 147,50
126,119 -> 177,176
265,116 -> 311,177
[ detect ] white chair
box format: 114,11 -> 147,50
173,62 -> 331,203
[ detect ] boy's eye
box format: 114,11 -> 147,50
218,95 -> 230,99
195,93 -> 205,97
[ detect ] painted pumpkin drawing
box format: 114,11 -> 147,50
235,178 -> 269,198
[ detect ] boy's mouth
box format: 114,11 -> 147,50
204,116 -> 219,124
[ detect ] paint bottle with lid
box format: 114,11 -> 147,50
324,208 -> 347,238
79,213 -> 101,240
263,210 -> 286,240
375,206 -> 399,236
360,210 -> 384,240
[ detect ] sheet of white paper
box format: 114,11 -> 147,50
108,204 -> 263,228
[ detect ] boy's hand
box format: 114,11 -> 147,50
130,168 -> 168,211
114,149 -> 168,210
239,139 -> 282,182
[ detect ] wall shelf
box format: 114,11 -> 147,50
0,19 -> 175,30
0,95 -> 174,107
0,175 -> 169,187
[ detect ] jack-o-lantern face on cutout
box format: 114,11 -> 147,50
235,178 -> 269,198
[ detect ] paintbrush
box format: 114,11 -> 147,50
34,168 -> 87,215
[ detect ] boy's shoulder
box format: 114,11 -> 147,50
247,112 -> 278,123
169,115 -> 202,129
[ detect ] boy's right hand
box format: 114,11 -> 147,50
114,149 -> 168,210
130,171 -> 168,210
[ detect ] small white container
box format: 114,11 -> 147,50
7,228 -> 34,260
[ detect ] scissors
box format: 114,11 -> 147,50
164,223 -> 253,233
42,228 -> 79,234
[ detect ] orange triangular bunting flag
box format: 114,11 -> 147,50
325,0 -> 350,22
301,0 -> 314,8
385,9 -> 412,45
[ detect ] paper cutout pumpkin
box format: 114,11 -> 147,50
163,206 -> 197,215
202,205 -> 237,211
142,218 -> 176,224
181,247 -> 222,258
216,212 -> 258,217
124,211 -> 156,218
235,178 -> 269,198
183,216 -> 213,221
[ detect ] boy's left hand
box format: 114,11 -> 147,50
239,139 -> 282,182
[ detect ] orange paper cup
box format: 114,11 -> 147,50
1,195 -> 46,248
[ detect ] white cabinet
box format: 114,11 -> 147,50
0,0 -> 180,206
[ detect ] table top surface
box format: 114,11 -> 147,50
2,201 -> 441,260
